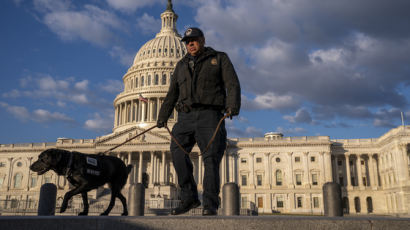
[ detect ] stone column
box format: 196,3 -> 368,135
27,157 -> 33,191
303,152 -> 309,187
345,154 -> 352,188
138,152 -> 143,183
374,155 -> 380,187
264,152 -> 271,188
141,102 -> 146,122
150,152 -> 154,187
324,152 -> 332,182
356,155 -> 364,189
127,152 -> 132,185
319,152 -> 325,184
221,154 -> 226,184
7,158 -> 13,191
198,154 -> 203,188
249,153 -> 255,187
157,98 -> 161,121
114,106 -> 118,127
287,152 -> 294,187
230,153 -> 235,182
368,154 -> 376,188
161,151 -> 166,185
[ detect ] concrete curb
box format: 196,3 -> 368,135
0,216 -> 409,230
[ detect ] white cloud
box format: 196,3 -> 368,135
0,102 -> 30,121
0,102 -> 74,124
276,127 -> 307,136
32,109 -> 74,123
136,13 -> 161,35
109,46 -> 135,66
33,0 -> 72,13
99,79 -> 124,93
70,94 -> 88,104
106,0 -> 159,13
242,92 -> 300,111
74,80 -> 89,91
283,108 -> 313,124
42,5 -> 124,46
84,113 -> 113,132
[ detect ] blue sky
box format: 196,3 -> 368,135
1,0 -> 410,144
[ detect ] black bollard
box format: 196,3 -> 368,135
322,182 -> 343,216
128,183 -> 145,216
222,183 -> 240,216
38,183 -> 57,216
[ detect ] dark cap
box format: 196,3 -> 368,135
181,27 -> 204,41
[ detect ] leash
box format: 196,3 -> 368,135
99,125 -> 157,155
99,113 -> 230,157
164,113 -> 230,156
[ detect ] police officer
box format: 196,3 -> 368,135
157,27 -> 241,216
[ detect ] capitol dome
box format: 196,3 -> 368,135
113,0 -> 186,133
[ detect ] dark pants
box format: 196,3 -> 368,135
171,109 -> 227,209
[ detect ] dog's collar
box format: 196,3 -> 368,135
64,152 -> 73,176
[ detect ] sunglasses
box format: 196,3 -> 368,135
184,37 -> 200,44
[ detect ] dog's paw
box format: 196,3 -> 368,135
121,212 -> 128,216
60,206 -> 67,213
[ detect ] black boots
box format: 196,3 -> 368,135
171,199 -> 201,215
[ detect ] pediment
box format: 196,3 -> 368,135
96,126 -> 170,145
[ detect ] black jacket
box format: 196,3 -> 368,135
158,47 -> 241,122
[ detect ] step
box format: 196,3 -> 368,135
0,216 -> 409,230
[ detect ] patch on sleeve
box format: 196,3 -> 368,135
211,58 -> 218,65
86,157 -> 98,166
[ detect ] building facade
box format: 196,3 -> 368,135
1,1 -> 409,216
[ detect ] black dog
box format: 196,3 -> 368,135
30,148 -> 132,216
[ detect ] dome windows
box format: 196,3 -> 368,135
162,74 -> 167,85
148,75 -> 151,86
155,74 -> 159,85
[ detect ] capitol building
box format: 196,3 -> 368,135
0,1 -> 409,216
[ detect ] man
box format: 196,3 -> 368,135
157,27 -> 241,216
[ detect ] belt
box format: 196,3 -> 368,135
189,104 -> 223,111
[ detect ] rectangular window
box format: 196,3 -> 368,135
0,162 -> 5,167
361,160 -> 365,165
295,157 -> 301,162
257,175 -> 263,186
312,174 -> 318,185
297,197 -> 303,208
241,158 -> 247,164
256,157 -> 262,163
296,174 -> 302,185
241,175 -> 247,186
277,196 -> 284,208
337,160 -> 342,166
310,156 -> 316,162
313,197 -> 319,208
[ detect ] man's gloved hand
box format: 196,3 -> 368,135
157,119 -> 166,128
225,108 -> 239,120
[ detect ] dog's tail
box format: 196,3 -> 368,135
126,165 -> 133,175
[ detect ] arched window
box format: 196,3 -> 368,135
162,74 -> 167,85
148,75 -> 151,86
154,74 -> 159,85
14,173 -> 23,188
135,77 -> 138,88
366,197 -> 373,213
141,76 -> 145,87
276,170 -> 282,186
354,197 -> 361,213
